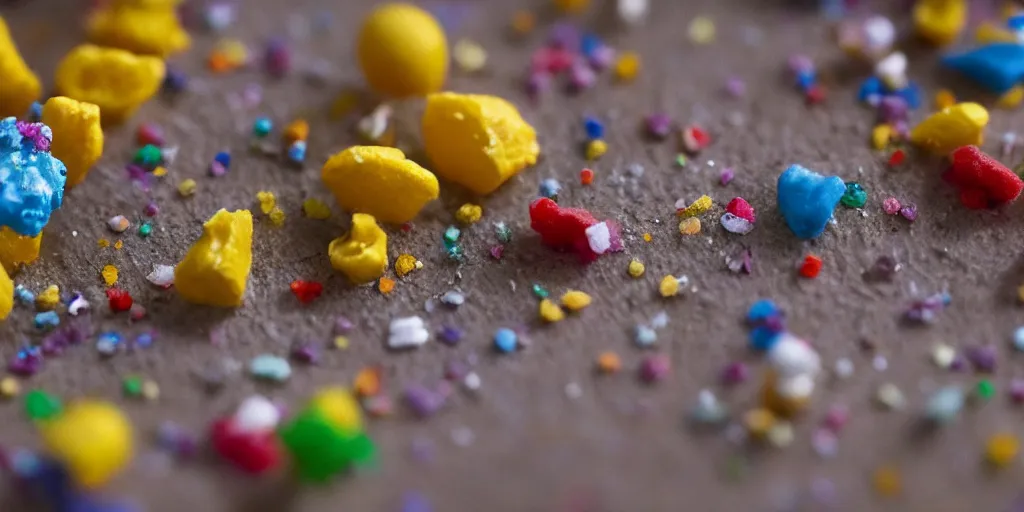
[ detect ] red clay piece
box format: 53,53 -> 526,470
529,197 -> 603,262
799,255 -> 822,278
210,418 -> 282,475
725,197 -> 756,223
290,280 -> 323,304
945,146 -> 1023,209
106,288 -> 133,313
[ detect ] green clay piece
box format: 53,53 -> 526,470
840,182 -> 867,209
25,390 -> 62,421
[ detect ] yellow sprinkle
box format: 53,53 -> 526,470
871,124 -> 892,150
453,39 -> 487,73
873,466 -> 901,497
678,217 -> 701,235
688,16 -> 716,44
614,52 -> 641,82
642,232 -> 652,242
97,238 -> 110,248
560,290 -> 592,311
455,203 -> 483,225
114,240 -> 123,250
678,195 -> 713,218
934,89 -> 956,110
101,265 -> 118,286
996,85 -> 1023,110
743,408 -> 776,438
395,254 -> 418,277
378,277 -> 396,294
538,298 -> 565,323
256,191 -> 276,214
302,198 -> 331,220
152,166 -> 167,177
659,275 -> 680,297
585,139 -> 607,161
177,178 -> 197,196
985,433 -> 1019,468
333,336 -> 349,350
0,377 -> 20,398
627,259 -> 645,278
268,207 -> 285,226
35,285 -> 60,311
142,380 -> 160,401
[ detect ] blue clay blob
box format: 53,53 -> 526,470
0,117 -> 67,237
857,76 -> 882,103
895,81 -> 922,109
942,43 -> 1024,95
777,164 -> 846,240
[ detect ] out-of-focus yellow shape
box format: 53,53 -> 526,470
996,85 -> 1023,110
38,400 -> 133,489
42,97 -> 104,189
0,17 -> 41,117
308,387 -> 363,433
328,213 -> 388,285
321,146 -> 439,224
174,209 -> 253,307
0,227 -> 41,272
910,102 -> 989,155
357,3 -> 448,98
422,92 -> 540,195
913,0 -> 966,46
87,3 -> 190,57
553,0 -> 590,13
55,44 -> 165,124
0,261 -> 12,321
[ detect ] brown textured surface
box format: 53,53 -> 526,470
2,1 -> 1024,511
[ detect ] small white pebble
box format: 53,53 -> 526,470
233,395 -> 280,433
388,316 -> 429,349
565,382 -> 582,399
931,343 -> 956,368
833,358 -> 854,379
875,383 -> 905,410
585,222 -> 611,255
872,355 -> 888,372
463,372 -> 481,391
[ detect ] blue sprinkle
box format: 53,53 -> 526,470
857,76 -> 883,103
214,150 -> 232,168
252,117 -> 273,137
493,328 -> 517,353
1007,14 -> 1024,33
1013,326 -> 1024,352
634,325 -> 657,347
746,299 -> 780,323
925,386 -> 964,423
96,331 -> 123,356
14,285 -> 35,304
287,141 -> 306,163
162,67 -> 189,93
942,43 -> 1024,95
795,70 -> 816,92
580,34 -> 603,57
777,164 -> 846,239
250,354 -> 292,381
749,326 -> 782,351
583,116 -> 604,140
135,332 -> 155,348
28,101 -> 43,121
34,311 -> 59,330
539,178 -> 561,199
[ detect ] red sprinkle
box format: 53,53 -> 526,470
529,197 -> 608,263
580,168 -> 594,185
725,197 -> 756,223
944,145 -> 1024,209
290,280 -> 323,304
888,149 -> 906,167
681,124 -> 712,154
799,255 -> 822,278
210,418 -> 283,474
804,85 -> 826,105
136,123 -> 165,147
106,288 -> 133,312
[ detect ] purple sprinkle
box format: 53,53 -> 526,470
899,203 -> 917,222
720,167 -> 735,186
568,61 -> 596,92
882,197 -> 901,215
404,383 -> 450,418
8,347 -> 43,376
1010,379 -> 1024,404
143,202 -> 160,217
720,361 -> 749,385
878,95 -> 909,123
787,54 -> 814,74
489,245 -> 504,260
644,113 -> 673,139
638,354 -> 671,383
400,491 -> 433,512
949,355 -> 967,372
437,325 -> 463,346
724,78 -> 746,98
587,45 -> 615,71
965,345 -> 996,373
334,316 -> 354,334
290,343 -> 319,364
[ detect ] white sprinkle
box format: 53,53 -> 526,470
931,343 -> 956,368
463,372 -> 481,391
564,382 -> 582,399
833,358 -> 854,379
872,355 -> 888,372
585,222 -> 611,254
875,383 -> 905,410
388,316 -> 429,349
233,395 -> 280,433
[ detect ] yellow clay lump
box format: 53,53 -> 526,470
913,0 -> 967,46
0,262 -> 12,321
174,209 -> 254,307
422,92 -> 540,195
55,44 -> 165,124
38,400 -> 133,489
321,146 -> 439,224
0,227 -> 42,272
357,3 -> 448,98
87,0 -> 190,57
42,97 -> 104,189
910,102 -> 989,155
0,16 -> 41,117
329,213 -> 389,285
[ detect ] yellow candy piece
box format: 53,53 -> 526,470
302,198 -> 331,220
268,207 -> 286,226
357,3 -> 448,98
177,178 -> 197,196
0,227 -> 41,272
174,209 -> 253,307
256,191 -> 276,214
308,387 -> 363,433
0,261 -> 12,321
538,298 -> 565,322
455,203 -> 483,225
55,44 -> 165,124
659,275 -> 680,297
39,400 -> 133,489
996,85 -> 1023,110
743,408 -> 777,438
614,52 -> 641,82
35,285 -> 60,311
0,376 -> 19,397
321,146 -> 439,224
42,97 -> 104,189
101,265 -> 118,286
871,124 -> 892,150
873,466 -> 902,497
422,92 -> 540,195
627,259 -> 645,278
0,17 -> 41,118
560,290 -> 592,311
678,195 -> 713,218
678,217 -> 701,235
87,4 -> 190,57
585,139 -> 607,161
394,253 -> 417,277
328,213 -> 388,285
985,433 -> 1019,468
913,0 -> 967,46
910,102 -> 988,155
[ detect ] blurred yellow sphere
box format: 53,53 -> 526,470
357,3 -> 448,98
39,400 -> 133,489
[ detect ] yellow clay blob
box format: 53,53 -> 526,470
871,124 -> 892,150
174,209 -> 253,307
996,85 -> 1023,110
328,213 -> 388,285
561,290 -> 592,311
394,253 -> 417,277
39,400 -> 133,489
42,97 -> 104,189
455,203 -> 483,225
910,102 -> 988,155
321,146 -> 439,224
87,4 -> 190,57
975,21 -> 1018,44
985,433 -> 1019,468
55,44 -> 165,124
913,0 -> 966,46
0,261 -> 12,321
538,298 -> 565,322
0,227 -> 41,272
35,285 -> 60,311
308,387 -> 363,433
357,3 -> 448,98
422,92 -> 540,195
0,17 -> 42,117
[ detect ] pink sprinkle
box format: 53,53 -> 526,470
882,197 -> 901,215
822,404 -> 849,432
720,168 -> 735,186
489,245 -> 504,260
724,78 -> 746,98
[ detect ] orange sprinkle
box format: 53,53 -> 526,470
596,351 -> 621,373
114,240 -> 124,250
207,52 -> 232,73
642,232 -> 652,242
580,168 -> 594,185
97,238 -> 110,248
934,89 -> 956,110
353,366 -> 382,397
283,119 -> 310,145
378,277 -> 395,294
510,10 -> 536,35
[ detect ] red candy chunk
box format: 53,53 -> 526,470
725,197 -> 756,223
530,197 -> 606,262
210,418 -> 283,475
944,146 -> 1023,209
681,124 -> 712,154
106,288 -> 133,313
290,280 -> 323,304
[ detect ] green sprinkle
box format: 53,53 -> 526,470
123,376 -> 143,397
138,223 -> 153,237
134,144 -> 163,169
24,390 -> 62,421
443,226 -> 461,244
531,283 -> 549,299
675,154 -> 688,167
976,379 -> 996,400
494,222 -> 512,244
840,182 -> 867,209
446,244 -> 464,261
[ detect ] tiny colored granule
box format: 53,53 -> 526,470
659,275 -> 680,297
333,336 -> 349,350
138,223 -> 152,237
98,238 -> 110,248
302,198 -> 331,219
595,351 -> 621,373
871,124 -> 892,150
627,259 -> 645,278
289,280 -> 323,304
510,10 -> 536,34
677,195 -> 713,218
0,376 -> 20,398
177,178 -> 197,196
642,232 -> 652,242
453,39 -> 487,73
395,254 -> 418,277
152,166 -> 167,177
678,217 -> 701,235
268,207 -> 285,226
353,367 -> 382,397
934,89 -> 956,110
256,191 -> 276,214
283,119 -> 309,145
101,265 -> 119,286
585,140 -> 607,161
882,197 -> 901,215
580,168 -> 595,185
378,277 -> 396,294
35,285 -> 60,311
873,466 -> 901,497
538,299 -> 565,323
114,240 -> 123,250
688,16 -> 715,44
799,255 -> 822,278
561,290 -> 592,311
743,408 -> 776,438
985,433 -> 1019,468
455,203 -> 483,225
888,149 -> 906,167
614,52 -> 641,81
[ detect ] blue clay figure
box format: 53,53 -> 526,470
942,43 -> 1024,95
0,117 -> 67,237
777,164 -> 846,240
